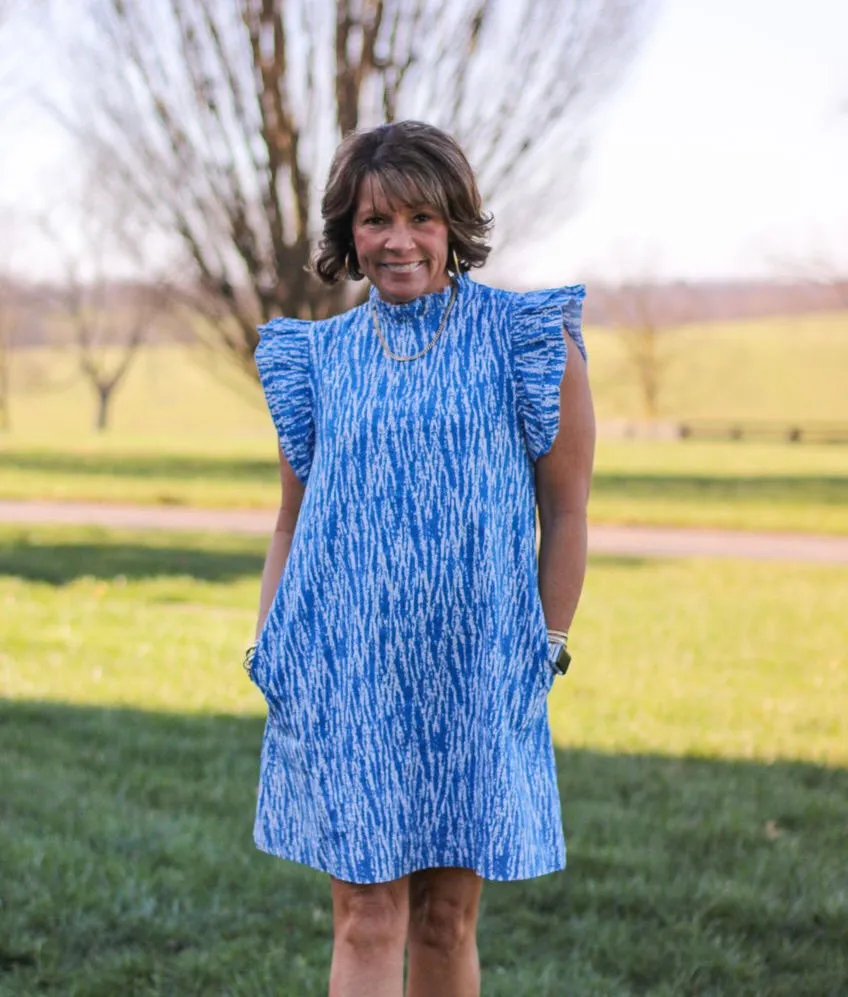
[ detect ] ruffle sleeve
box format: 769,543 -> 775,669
254,318 -> 315,485
510,284 -> 587,462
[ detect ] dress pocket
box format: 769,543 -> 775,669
532,615 -> 556,692
514,620 -> 555,731
246,621 -> 273,697
248,575 -> 297,694
249,616 -> 308,745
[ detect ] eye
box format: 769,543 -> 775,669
361,215 -> 385,226
413,211 -> 433,223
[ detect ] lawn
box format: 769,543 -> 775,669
587,309 -> 848,423
588,440 -> 848,534
1,525 -> 846,995
1,436 -> 846,535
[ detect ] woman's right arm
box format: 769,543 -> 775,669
255,444 -> 306,639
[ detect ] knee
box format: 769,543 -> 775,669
410,895 -> 476,955
334,886 -> 407,954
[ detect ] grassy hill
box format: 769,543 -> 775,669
588,310 -> 848,423
3,310 -> 847,439
1,312 -> 846,534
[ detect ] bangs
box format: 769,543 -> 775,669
363,163 -> 450,217
315,121 -> 492,284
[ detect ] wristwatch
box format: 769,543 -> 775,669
547,633 -> 572,676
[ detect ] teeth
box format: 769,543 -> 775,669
383,262 -> 422,272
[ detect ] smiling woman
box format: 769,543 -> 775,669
315,120 -> 492,294
249,120 -> 595,997
352,183 -> 450,304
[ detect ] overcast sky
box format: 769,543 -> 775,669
527,0 -> 848,283
2,0 -> 847,284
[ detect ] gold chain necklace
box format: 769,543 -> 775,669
371,278 -> 458,362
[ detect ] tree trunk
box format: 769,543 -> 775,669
0,370 -> 9,432
0,327 -> 9,432
95,385 -> 111,432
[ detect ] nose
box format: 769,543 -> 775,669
384,221 -> 415,253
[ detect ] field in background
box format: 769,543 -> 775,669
1,312 -> 847,534
4,310 -> 848,435
587,310 -> 848,423
1,524 -> 846,995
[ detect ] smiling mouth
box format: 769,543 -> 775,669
380,261 -> 425,273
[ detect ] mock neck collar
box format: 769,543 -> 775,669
368,273 -> 466,319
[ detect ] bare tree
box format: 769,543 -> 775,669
62,276 -> 166,431
0,207 -> 24,431
800,254 -> 848,309
41,188 -> 171,432
595,280 -> 692,420
766,90 -> 848,312
0,276 -> 13,430
0,209 -> 87,425
45,0 -> 654,376
766,244 -> 848,314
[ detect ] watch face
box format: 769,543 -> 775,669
552,644 -> 571,676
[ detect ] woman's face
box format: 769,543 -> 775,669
351,176 -> 450,304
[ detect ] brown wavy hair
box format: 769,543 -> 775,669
314,121 -> 493,284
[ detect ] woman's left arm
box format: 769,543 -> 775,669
535,337 -> 596,635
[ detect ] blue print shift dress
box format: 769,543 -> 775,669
250,274 -> 586,884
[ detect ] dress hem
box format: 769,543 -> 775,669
253,835 -> 566,885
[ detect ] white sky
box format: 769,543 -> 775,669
525,0 -> 848,283
2,0 -> 847,283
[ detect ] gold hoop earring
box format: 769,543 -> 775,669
452,248 -> 461,275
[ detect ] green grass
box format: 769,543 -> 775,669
587,310 -> 848,422
1,436 -> 846,535
7,311 -> 848,432
3,317 -> 848,535
589,440 -> 848,534
2,525 -> 847,995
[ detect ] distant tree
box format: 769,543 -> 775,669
770,248 -> 848,314
60,277 -> 166,431
0,207 -> 24,431
42,190 -> 170,432
0,277 -> 13,431
595,280 -> 692,420
808,256 -> 848,309
47,0 -> 655,377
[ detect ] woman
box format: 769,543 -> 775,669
247,120 -> 595,997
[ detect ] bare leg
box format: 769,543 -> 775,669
406,867 -> 483,997
328,875 -> 409,997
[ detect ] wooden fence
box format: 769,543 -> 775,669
597,419 -> 848,444
677,420 -> 848,444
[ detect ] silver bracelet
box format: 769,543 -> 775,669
242,642 -> 258,674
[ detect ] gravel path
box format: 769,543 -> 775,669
1,499 -> 847,564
